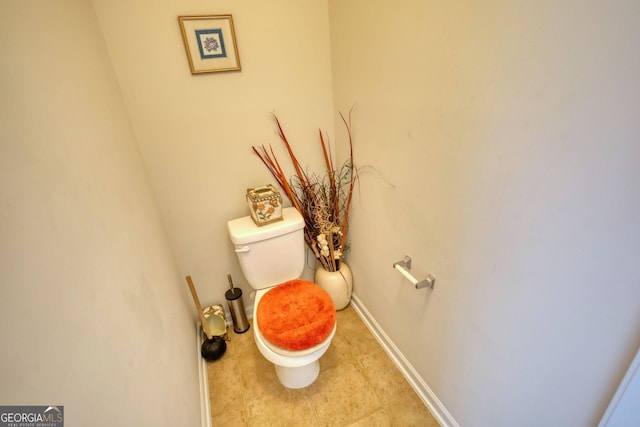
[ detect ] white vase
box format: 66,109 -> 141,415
314,262 -> 353,311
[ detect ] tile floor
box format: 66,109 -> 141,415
207,304 -> 440,426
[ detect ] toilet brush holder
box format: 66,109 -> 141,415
225,274 -> 250,334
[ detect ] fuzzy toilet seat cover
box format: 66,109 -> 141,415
257,279 -> 336,351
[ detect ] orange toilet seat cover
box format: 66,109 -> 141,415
257,279 -> 336,351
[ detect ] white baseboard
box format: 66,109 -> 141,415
196,322 -> 212,427
350,293 -> 460,427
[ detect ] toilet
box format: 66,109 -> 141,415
227,207 -> 337,389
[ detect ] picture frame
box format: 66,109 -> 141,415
178,15 -> 241,74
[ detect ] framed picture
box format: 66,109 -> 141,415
178,15 -> 241,74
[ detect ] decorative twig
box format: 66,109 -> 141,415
252,113 -> 356,272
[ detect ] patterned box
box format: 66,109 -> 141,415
246,184 -> 283,226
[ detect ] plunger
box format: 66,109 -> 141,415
186,276 -> 226,361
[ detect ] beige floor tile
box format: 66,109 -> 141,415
207,304 -> 441,427
336,304 -> 361,324
307,360 -> 382,426
211,407 -> 247,427
207,356 -> 243,417
223,323 -> 255,358
245,392 -> 319,427
320,330 -> 353,370
344,409 -> 392,427
385,391 -> 440,427
334,308 -> 381,358
237,344 -> 283,401
320,305 -> 377,369
356,349 -> 416,405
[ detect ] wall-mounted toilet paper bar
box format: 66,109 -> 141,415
393,256 -> 436,289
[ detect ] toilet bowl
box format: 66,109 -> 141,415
227,207 -> 337,389
253,286 -> 336,388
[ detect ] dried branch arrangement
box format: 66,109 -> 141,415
252,113 -> 355,272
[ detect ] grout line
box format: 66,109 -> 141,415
350,293 -> 459,427
204,302 -> 441,426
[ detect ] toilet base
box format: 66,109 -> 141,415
275,360 -> 320,389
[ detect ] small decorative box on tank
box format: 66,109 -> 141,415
246,184 -> 283,226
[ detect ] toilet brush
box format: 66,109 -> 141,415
225,274 -> 250,333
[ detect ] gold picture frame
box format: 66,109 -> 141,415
178,14 -> 241,74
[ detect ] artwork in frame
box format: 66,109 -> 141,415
178,15 -> 241,74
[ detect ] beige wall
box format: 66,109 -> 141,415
92,0 -> 335,306
0,1 -> 200,425
4,0 -> 639,426
329,1 -> 640,426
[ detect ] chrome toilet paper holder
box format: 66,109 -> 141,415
393,256 -> 436,290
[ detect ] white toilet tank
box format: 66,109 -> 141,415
227,207 -> 305,290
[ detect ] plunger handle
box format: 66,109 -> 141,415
186,275 -> 213,340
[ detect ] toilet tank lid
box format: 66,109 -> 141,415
227,207 -> 304,245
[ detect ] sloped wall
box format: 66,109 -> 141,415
328,1 -> 640,426
0,1 -> 200,425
